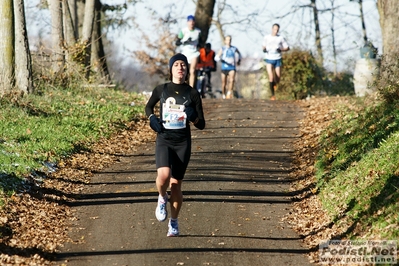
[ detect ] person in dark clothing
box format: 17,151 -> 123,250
196,43 -> 216,91
145,53 -> 206,237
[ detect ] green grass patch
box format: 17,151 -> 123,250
0,86 -> 146,201
315,97 -> 399,239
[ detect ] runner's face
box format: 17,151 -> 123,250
187,19 -> 195,29
172,60 -> 187,81
272,25 -> 280,36
224,36 -> 231,46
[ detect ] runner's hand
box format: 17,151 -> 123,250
277,48 -> 281,53
263,48 -> 267,53
149,115 -> 163,133
185,106 -> 198,123
183,37 -> 192,45
175,39 -> 182,46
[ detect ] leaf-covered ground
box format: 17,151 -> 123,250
0,97 -> 345,265
284,96 -> 357,264
0,117 -> 156,265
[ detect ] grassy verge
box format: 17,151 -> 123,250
0,86 -> 146,205
315,95 -> 399,240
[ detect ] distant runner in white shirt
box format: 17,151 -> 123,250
176,15 -> 201,88
262,23 -> 290,100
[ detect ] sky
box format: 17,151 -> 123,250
25,0 -> 381,73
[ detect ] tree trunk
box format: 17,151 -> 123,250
68,0 -> 78,40
76,0 -> 85,38
377,0 -> 399,101
81,0 -> 95,79
62,0 -> 79,76
0,0 -> 14,94
358,0 -> 368,45
91,0 -> 109,81
214,1 -> 225,43
49,0 -> 65,74
14,0 -> 34,94
311,0 -> 324,66
330,0 -> 337,75
81,0 -> 95,43
63,0 -> 77,46
194,0 -> 216,47
377,0 -> 399,56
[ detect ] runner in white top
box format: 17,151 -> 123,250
176,15 -> 201,88
262,23 -> 290,100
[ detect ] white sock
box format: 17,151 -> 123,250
158,194 -> 167,203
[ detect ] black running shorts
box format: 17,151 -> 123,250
155,135 -> 191,180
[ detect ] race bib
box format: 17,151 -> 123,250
269,47 -> 280,54
162,97 -> 187,129
224,57 -> 235,65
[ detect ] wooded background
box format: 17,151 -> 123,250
0,0 -> 395,96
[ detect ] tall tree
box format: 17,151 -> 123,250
376,0 -> 399,101
330,0 -> 337,75
0,0 -> 33,94
212,0 -> 264,46
62,0 -> 80,79
91,0 -> 109,80
377,0 -> 398,56
45,0 -> 115,82
133,15 -> 177,79
14,0 -> 34,93
349,0 -> 369,46
81,0 -> 95,78
311,0 -> 323,66
0,0 -> 15,94
276,1 -> 340,67
49,0 -> 65,75
194,0 -> 215,47
356,0 -> 368,44
213,1 -> 227,42
63,0 -> 77,46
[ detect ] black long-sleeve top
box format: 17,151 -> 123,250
145,82 -> 205,140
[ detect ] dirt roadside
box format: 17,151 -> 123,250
55,98 -> 313,266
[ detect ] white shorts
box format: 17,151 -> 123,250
181,47 -> 200,63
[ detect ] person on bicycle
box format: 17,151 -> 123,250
196,43 -> 216,95
175,15 -> 202,88
215,35 -> 241,99
262,23 -> 290,100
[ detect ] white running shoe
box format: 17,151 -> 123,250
167,219 -> 179,237
155,195 -> 168,222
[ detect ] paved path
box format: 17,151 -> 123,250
57,99 -> 312,266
